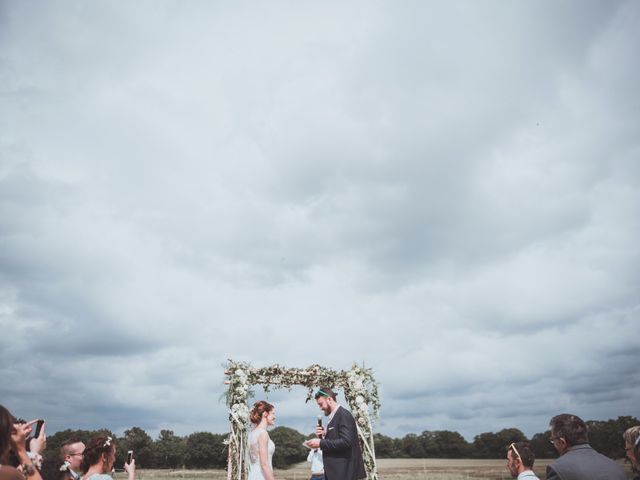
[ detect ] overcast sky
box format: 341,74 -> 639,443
1,1 -> 639,442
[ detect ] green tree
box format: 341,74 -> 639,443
121,427 -> 153,468
587,416 -> 639,459
421,430 -> 471,458
373,433 -> 403,458
472,428 -> 526,459
154,430 -> 187,469
269,426 -> 307,469
529,432 -> 556,459
419,431 -> 440,457
184,432 -> 227,469
400,433 -> 425,458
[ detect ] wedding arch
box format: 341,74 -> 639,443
224,360 -> 380,480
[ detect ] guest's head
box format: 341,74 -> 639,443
60,438 -> 85,472
0,404 -> 15,463
549,413 -> 588,455
315,388 -> 338,416
506,442 -> 535,478
80,436 -> 116,474
623,426 -> 640,470
249,401 -> 275,426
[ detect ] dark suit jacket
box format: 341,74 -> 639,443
319,406 -> 366,480
546,444 -> 626,480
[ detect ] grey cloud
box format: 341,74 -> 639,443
1,0 -> 639,441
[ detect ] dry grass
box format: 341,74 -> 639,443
120,457 -> 633,480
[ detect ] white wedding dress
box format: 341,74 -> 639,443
248,427 -> 275,480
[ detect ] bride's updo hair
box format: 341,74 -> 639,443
250,400 -> 274,425
81,436 -> 116,473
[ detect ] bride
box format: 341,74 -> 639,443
248,401 -> 276,480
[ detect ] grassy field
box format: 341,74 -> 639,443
119,458 -> 635,480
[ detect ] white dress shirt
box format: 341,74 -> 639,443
517,470 -> 540,480
307,448 -> 324,474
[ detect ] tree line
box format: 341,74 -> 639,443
373,415 -> 638,460
39,415 -> 637,478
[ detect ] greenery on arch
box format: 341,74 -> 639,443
224,360 -> 380,480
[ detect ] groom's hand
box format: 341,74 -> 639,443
306,439 -> 321,449
315,426 -> 325,438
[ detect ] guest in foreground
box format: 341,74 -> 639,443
0,405 -> 43,480
80,436 -> 134,480
546,413 -> 626,480
247,401 -> 276,480
505,442 -> 539,480
623,425 -> 640,479
305,388 -> 365,480
59,439 -> 85,480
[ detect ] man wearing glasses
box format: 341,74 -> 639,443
547,413 -> 626,480
59,439 -> 85,480
506,442 -> 539,480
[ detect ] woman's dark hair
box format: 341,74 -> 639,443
249,401 -> 274,425
80,436 -> 116,473
0,404 -> 15,462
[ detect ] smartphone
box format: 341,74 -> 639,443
126,450 -> 134,464
34,420 -> 44,438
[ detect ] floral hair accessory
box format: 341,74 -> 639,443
60,461 -> 70,472
103,437 -> 112,447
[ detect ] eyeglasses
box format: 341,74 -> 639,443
507,443 -> 521,460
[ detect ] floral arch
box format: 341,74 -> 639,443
224,360 -> 380,480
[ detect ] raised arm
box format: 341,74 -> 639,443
258,431 -> 275,480
124,458 -> 136,480
11,420 -> 44,480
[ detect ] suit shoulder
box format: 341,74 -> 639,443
339,405 -> 356,416
337,406 -> 356,421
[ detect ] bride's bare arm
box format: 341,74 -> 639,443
258,431 -> 275,480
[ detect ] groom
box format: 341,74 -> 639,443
305,388 -> 366,480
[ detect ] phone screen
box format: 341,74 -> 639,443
127,451 -> 133,464
34,420 -> 44,438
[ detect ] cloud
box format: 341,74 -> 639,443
1,0 -> 639,442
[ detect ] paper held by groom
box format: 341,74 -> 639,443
305,387 -> 366,480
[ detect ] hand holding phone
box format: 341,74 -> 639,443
124,451 -> 136,477
11,420 -> 38,449
34,420 -> 45,438
30,420 -> 46,455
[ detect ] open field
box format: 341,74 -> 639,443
119,458 -> 634,480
